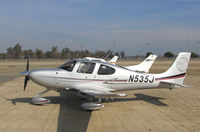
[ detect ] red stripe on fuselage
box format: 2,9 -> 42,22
56,77 -> 127,82
155,75 -> 185,81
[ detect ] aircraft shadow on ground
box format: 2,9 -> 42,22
6,93 -> 167,106
106,93 -> 168,106
6,93 -> 166,132
57,91 -> 92,132
5,96 -> 62,105
6,92 -> 91,132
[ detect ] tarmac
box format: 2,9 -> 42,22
0,60 -> 200,132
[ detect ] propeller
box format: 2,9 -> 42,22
24,56 -> 29,91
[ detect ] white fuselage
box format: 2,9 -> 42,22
20,52 -> 191,109
29,60 -> 162,92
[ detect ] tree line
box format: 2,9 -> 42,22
0,44 -> 198,60
0,44 -> 126,60
145,51 -> 199,58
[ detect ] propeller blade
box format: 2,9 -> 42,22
26,56 -> 29,71
24,56 -> 30,91
24,76 -> 29,91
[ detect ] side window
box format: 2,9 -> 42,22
59,61 -> 76,72
98,64 -> 115,75
77,62 -> 95,74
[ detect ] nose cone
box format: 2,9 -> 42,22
29,70 -> 46,86
29,70 -> 42,80
28,69 -> 57,88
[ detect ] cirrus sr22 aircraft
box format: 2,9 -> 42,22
21,52 -> 191,110
84,54 -> 157,73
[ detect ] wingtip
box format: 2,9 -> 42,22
182,84 -> 192,87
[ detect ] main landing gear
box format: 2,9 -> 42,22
31,90 -> 105,111
32,89 -> 50,105
81,97 -> 104,111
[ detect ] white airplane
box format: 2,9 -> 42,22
21,52 -> 191,110
83,56 -> 119,65
126,54 -> 157,73
84,54 -> 157,73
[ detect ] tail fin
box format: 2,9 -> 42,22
109,56 -> 118,64
126,54 -> 157,73
156,52 -> 191,86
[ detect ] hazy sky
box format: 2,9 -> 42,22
0,0 -> 200,55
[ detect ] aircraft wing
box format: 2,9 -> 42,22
72,84 -> 126,98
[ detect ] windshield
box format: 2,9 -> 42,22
59,61 -> 76,72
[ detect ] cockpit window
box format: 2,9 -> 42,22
98,64 -> 115,75
60,61 -> 76,72
77,62 -> 95,74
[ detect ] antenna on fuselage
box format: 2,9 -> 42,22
102,50 -> 112,60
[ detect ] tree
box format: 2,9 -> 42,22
84,50 -> 91,57
164,51 -> 174,58
61,48 -> 70,59
45,51 -> 52,59
35,48 -> 44,59
94,50 -> 106,58
0,53 -> 6,59
51,46 -> 61,58
69,50 -> 74,59
23,49 -> 34,59
191,52 -> 198,58
120,51 -> 125,59
6,47 -> 14,59
0,44 -> 128,60
46,46 -> 61,59
79,50 -> 86,58
13,44 -> 22,59
6,44 -> 22,59
114,52 -> 120,57
145,52 -> 152,58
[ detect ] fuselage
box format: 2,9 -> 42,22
29,59 -> 163,91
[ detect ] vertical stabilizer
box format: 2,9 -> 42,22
156,52 -> 191,85
109,56 -> 119,64
126,54 -> 157,73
